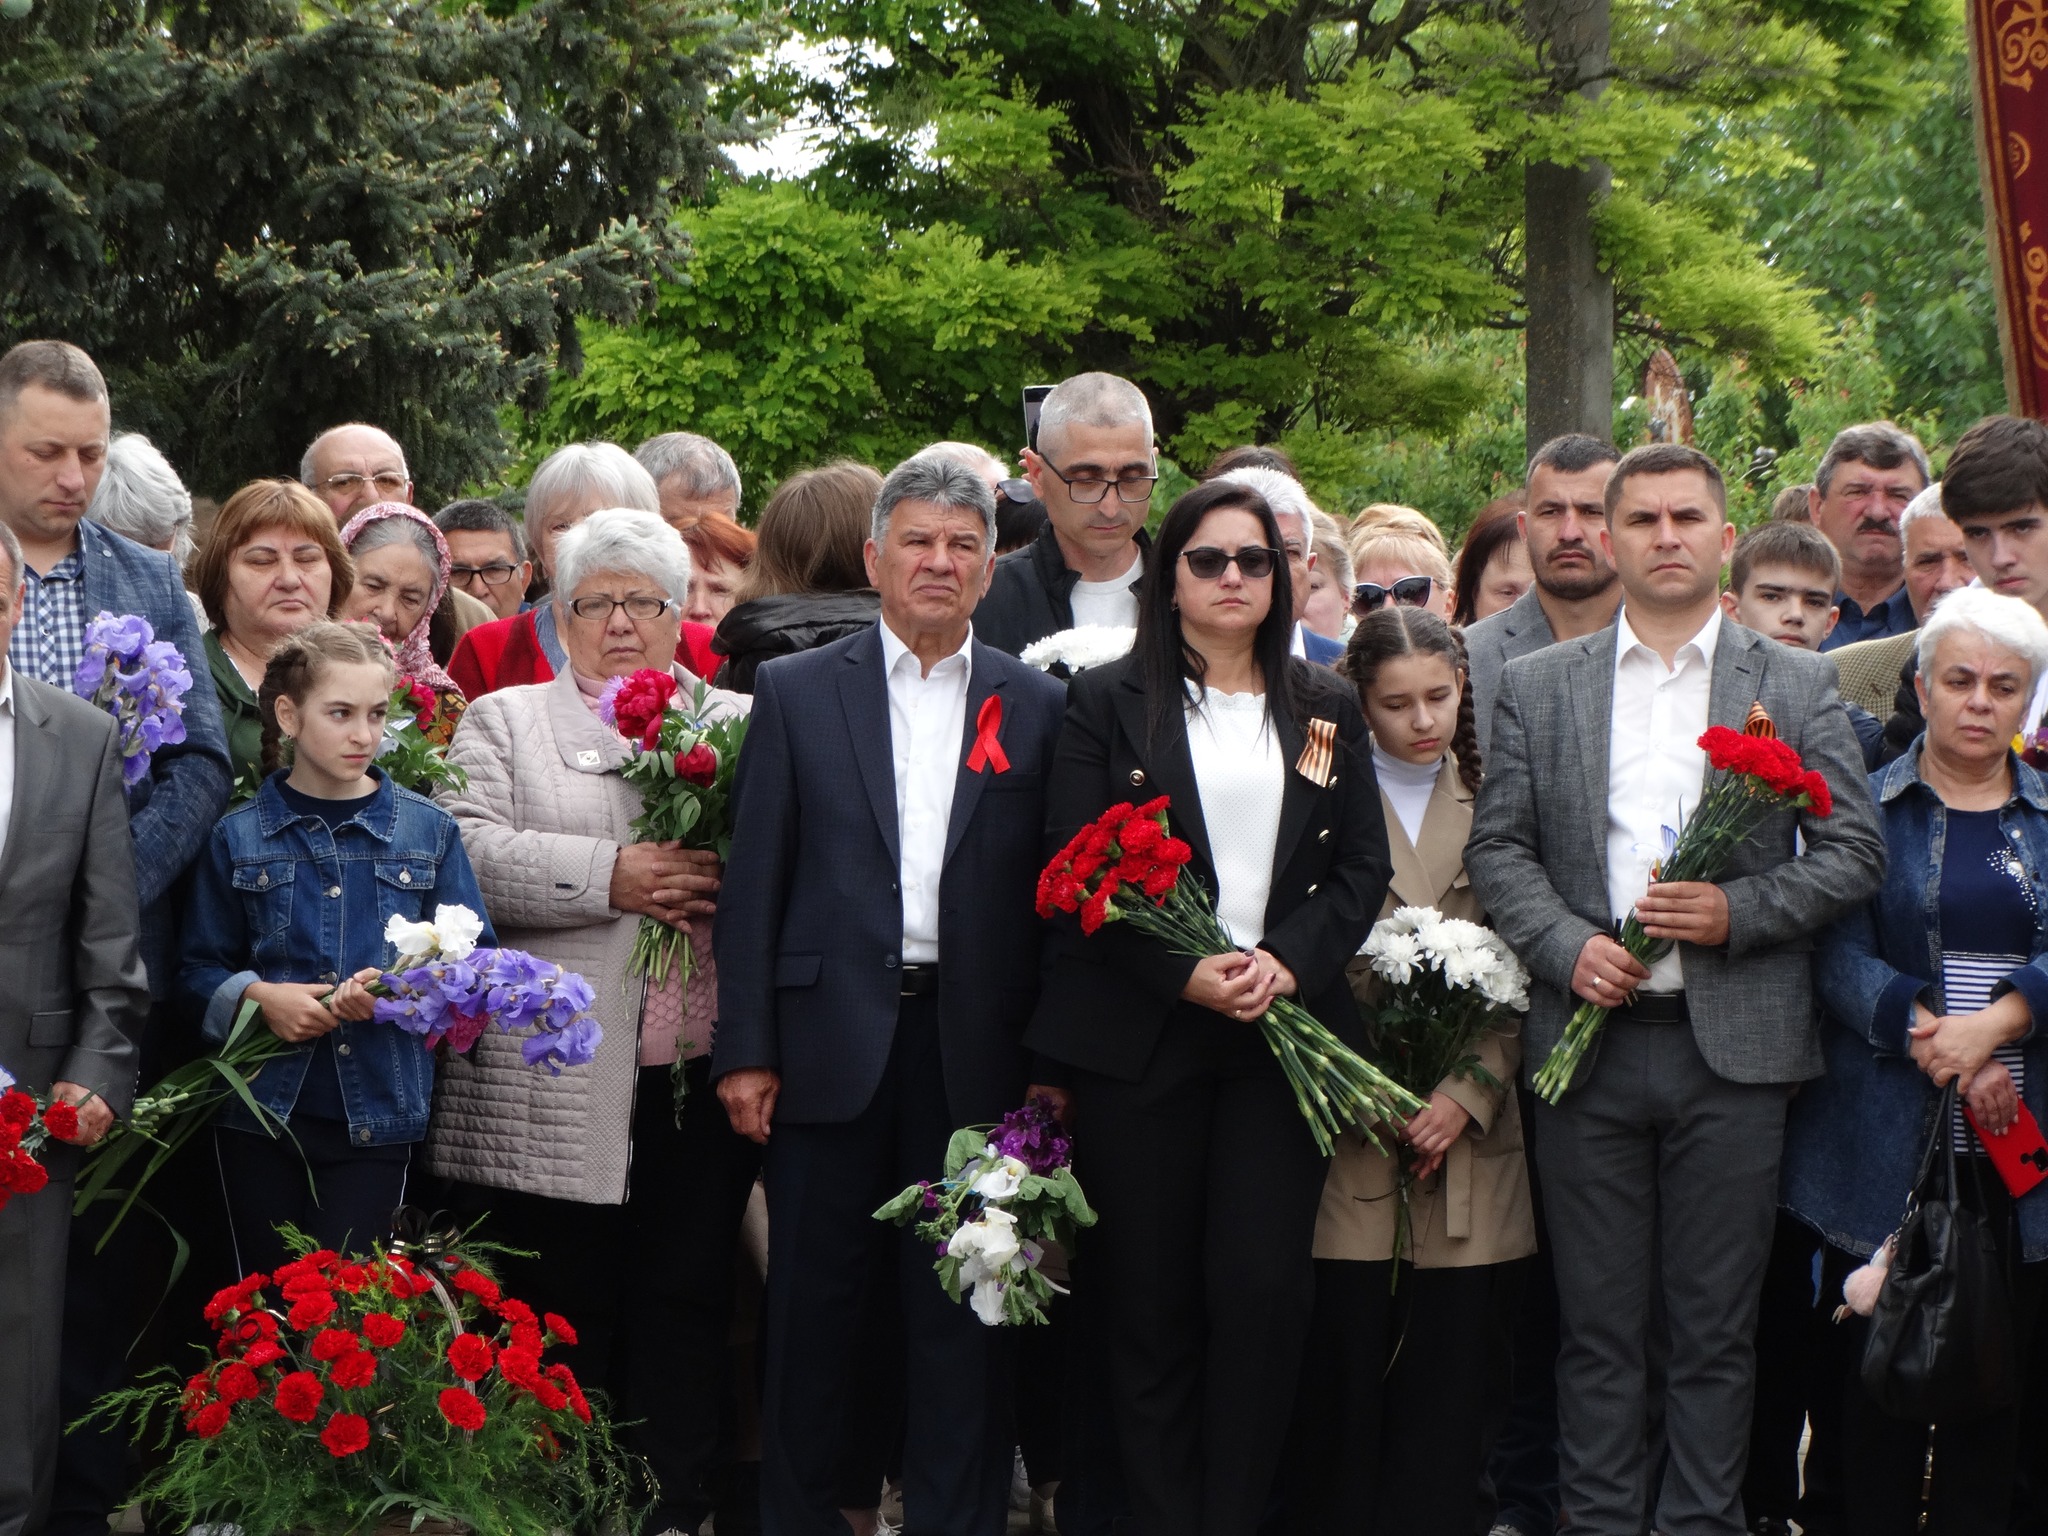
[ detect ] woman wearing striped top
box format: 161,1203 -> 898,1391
1786,587 -> 2048,1535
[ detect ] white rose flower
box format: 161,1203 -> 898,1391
432,904 -> 485,960
970,1152 -> 1031,1203
384,914 -> 440,963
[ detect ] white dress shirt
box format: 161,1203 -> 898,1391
0,669 -> 14,866
1607,606 -> 1721,994
880,620 -> 974,964
1186,688 -> 1284,948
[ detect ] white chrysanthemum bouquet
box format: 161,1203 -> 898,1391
1358,906 -> 1530,1265
1020,625 -> 1136,677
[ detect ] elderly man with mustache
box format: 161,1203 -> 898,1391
1807,422 -> 1931,653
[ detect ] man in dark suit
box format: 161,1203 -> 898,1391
1467,444 -> 1884,1536
713,453 -> 1068,1536
0,518 -> 150,1536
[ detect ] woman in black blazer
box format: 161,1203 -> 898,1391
1027,480 -> 1392,1536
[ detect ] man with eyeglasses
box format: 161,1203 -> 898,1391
1805,422 -> 1930,653
435,499 -> 533,622
975,372 -> 1158,656
299,422 -> 498,638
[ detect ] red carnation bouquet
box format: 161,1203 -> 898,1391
1038,797 -> 1423,1154
1531,710 -> 1834,1102
91,1230 -> 640,1535
374,674 -> 468,797
0,1064 -> 83,1212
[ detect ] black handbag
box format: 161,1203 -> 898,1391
1859,1083 -> 2018,1421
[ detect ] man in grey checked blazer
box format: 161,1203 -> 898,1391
1467,444 -> 1884,1536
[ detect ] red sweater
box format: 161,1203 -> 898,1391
449,609 -> 720,700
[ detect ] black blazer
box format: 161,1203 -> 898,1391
711,624 -> 1069,1125
1024,654 -> 1391,1082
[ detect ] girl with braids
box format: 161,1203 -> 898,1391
1279,604 -> 1536,1536
180,621 -> 493,1277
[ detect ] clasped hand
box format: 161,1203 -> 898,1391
1182,948 -> 1297,1020
611,842 -> 722,929
1909,995 -> 2030,1133
249,966 -> 383,1043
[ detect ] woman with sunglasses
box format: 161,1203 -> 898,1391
1349,526 -> 1455,621
1027,481 -> 1393,1536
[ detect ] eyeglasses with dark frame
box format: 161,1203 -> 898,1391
450,562 -> 521,588
1037,455 -> 1160,505
567,594 -> 675,622
320,471 -> 409,496
1352,576 -> 1435,612
1182,546 -> 1280,581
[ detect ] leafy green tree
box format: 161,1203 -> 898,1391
0,0 -> 757,501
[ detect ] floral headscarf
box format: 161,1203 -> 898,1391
338,502 -> 459,697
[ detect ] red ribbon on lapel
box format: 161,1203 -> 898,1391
966,694 -> 1010,774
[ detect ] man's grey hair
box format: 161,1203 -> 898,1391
636,432 -> 742,506
1917,584 -> 2048,688
873,454 -> 998,548
553,506 -> 693,608
1215,465 -> 1317,546
1900,481 -> 1947,542
1815,422 -> 1932,498
299,423 -> 408,487
1036,372 -> 1154,460
89,433 -> 196,566
0,519 -> 22,593
527,442 -> 661,523
920,440 -> 1007,484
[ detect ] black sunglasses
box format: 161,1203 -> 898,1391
1182,545 -> 1279,580
1353,575 -> 1435,612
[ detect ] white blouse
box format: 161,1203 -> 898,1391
1186,688 -> 1285,948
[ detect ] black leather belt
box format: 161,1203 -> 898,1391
899,964 -> 940,997
1615,992 -> 1689,1026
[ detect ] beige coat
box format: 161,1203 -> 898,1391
1313,758 -> 1537,1267
425,666 -> 746,1205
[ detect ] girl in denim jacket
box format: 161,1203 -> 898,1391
182,622 -> 492,1273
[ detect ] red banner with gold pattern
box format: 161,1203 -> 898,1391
1971,0 -> 2048,416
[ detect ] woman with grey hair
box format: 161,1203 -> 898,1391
89,432 -> 197,567
448,441 -> 720,696
1786,585 -> 2048,1533
432,505 -> 757,1536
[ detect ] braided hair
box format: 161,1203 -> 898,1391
1340,606 -> 1482,795
258,621 -> 394,775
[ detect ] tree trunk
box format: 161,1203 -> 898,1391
1524,0 -> 1614,455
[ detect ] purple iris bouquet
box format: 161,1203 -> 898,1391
874,1098 -> 1096,1326
371,906 -> 602,1074
72,612 -> 192,787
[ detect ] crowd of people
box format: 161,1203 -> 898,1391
0,333 -> 2044,1536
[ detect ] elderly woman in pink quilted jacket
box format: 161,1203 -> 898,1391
428,506 -> 754,1536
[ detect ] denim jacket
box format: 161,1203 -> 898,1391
1785,745 -> 2048,1262
179,770 -> 493,1145
80,520 -> 234,999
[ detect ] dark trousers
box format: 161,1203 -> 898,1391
1740,1211 -> 1821,1524
759,996 -> 1013,1536
214,1118 -> 413,1278
1832,1164 -> 2047,1536
1071,1005 -> 1330,1536
452,1058 -> 761,1536
1486,1083 -> 1562,1536
1280,1259 -> 1515,1536
0,1175 -> 71,1536
1533,1021 -> 1788,1536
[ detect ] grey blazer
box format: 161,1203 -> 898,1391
1464,586 -> 1559,758
1465,620 -> 1885,1086
0,674 -> 149,1128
